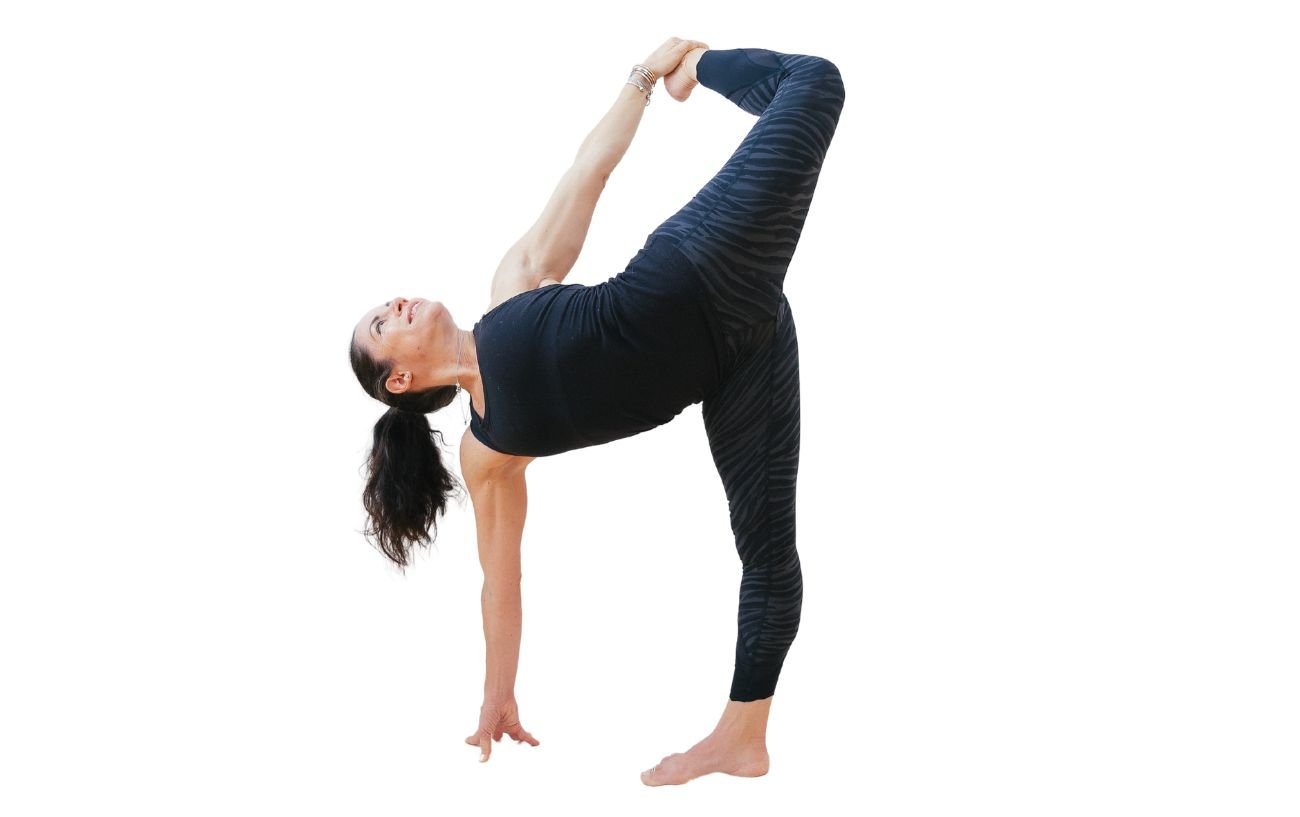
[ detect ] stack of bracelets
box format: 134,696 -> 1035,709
625,63 -> 658,106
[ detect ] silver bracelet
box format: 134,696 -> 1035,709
625,77 -> 652,105
627,63 -> 656,106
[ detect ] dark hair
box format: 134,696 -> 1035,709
349,336 -> 464,569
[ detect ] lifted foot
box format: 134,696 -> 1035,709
663,46 -> 709,102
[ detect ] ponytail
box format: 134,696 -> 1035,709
350,336 -> 463,569
362,405 -> 462,568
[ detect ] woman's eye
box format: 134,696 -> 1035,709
378,319 -> 385,333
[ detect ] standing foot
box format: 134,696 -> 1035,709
640,696 -> 773,786
640,734 -> 769,786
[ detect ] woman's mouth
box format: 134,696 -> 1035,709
409,300 -> 419,323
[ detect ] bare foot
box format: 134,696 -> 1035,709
663,46 -> 709,102
640,732 -> 770,786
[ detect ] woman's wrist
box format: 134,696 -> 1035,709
482,687 -> 516,705
621,80 -> 651,105
624,63 -> 656,105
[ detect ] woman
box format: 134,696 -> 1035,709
349,39 -> 845,786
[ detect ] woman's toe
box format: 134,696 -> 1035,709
640,753 -> 684,786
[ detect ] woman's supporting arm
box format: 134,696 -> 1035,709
468,464 -> 529,699
459,438 -> 541,762
481,581 -> 522,697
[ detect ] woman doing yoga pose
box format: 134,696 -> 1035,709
349,39 -> 845,786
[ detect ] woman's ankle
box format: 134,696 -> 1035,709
684,47 -> 710,83
715,696 -> 772,740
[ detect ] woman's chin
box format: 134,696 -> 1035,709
412,298 -> 448,326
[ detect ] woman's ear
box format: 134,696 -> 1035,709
386,369 -> 412,395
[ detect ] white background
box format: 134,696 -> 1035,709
2,1 -> 1297,814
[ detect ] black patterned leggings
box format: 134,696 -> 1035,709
647,48 -> 846,701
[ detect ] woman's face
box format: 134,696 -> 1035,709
352,296 -> 450,394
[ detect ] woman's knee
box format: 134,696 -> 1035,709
791,54 -> 838,79
795,55 -> 845,106
818,60 -> 845,107
813,55 -> 841,76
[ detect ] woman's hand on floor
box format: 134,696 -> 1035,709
640,37 -> 710,81
464,695 -> 540,762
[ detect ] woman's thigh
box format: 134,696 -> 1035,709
649,49 -> 845,337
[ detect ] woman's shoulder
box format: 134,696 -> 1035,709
460,425 -> 535,480
481,277 -> 576,320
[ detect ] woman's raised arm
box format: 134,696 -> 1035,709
491,38 -> 709,292
574,37 -> 710,172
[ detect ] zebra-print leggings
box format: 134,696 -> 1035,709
646,48 -> 845,701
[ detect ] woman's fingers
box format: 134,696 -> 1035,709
467,712 -> 539,761
506,723 -> 540,745
677,41 -> 707,68
644,37 -> 709,77
465,730 -> 493,761
668,40 -> 709,73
